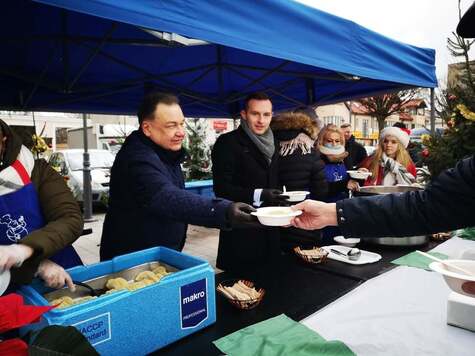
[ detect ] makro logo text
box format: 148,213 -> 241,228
183,291 -> 205,304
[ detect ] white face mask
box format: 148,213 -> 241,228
324,143 -> 343,149
319,144 -> 345,156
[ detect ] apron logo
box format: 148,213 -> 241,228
0,213 -> 29,242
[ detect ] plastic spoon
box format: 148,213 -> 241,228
416,250 -> 473,276
330,248 -> 361,261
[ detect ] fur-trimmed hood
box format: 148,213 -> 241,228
271,112 -> 319,140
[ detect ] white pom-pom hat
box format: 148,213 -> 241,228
379,127 -> 410,148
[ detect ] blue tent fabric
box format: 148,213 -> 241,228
0,0 -> 436,116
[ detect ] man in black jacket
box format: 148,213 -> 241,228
100,92 -> 256,261
340,123 -> 367,170
212,92 -> 287,272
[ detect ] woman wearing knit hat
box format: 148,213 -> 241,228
358,127 -> 416,186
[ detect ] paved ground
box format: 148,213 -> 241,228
73,209 -> 221,271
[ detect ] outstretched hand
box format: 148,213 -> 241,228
290,200 -> 338,230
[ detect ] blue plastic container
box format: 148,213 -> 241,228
184,179 -> 214,198
19,247 -> 216,355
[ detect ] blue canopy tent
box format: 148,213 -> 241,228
0,0 -> 437,117
0,0 -> 437,219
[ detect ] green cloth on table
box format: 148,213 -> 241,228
213,314 -> 355,356
391,251 -> 448,270
459,227 -> 475,241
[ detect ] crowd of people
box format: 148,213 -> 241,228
2,1 -> 475,290
0,88 -> 426,291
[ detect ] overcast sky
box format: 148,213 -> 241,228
298,0 -> 474,85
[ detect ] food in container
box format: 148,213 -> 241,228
49,262 -> 174,309
293,246 -> 328,264
217,279 -> 265,310
251,207 -> 302,226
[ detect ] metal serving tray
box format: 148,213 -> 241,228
44,261 -> 178,302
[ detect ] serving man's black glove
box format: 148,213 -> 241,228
226,202 -> 260,228
260,189 -> 289,205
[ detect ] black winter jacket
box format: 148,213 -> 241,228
337,154 -> 475,237
212,126 -> 281,272
100,130 -> 231,261
343,135 -> 367,170
271,113 -> 328,249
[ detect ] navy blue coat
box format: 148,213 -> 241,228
100,130 -> 231,261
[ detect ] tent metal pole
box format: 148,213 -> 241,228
82,113 -> 94,222
430,88 -> 435,135
306,78 -> 315,104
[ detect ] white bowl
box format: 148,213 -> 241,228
283,191 -> 309,202
251,207 -> 302,226
430,260 -> 475,298
334,235 -> 360,247
347,170 -> 372,180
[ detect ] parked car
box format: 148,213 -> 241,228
49,149 -> 115,205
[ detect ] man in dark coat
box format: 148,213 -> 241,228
100,92 -> 256,261
212,92 -> 287,272
340,123 -> 367,170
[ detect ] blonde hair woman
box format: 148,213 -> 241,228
317,124 -> 359,201
359,127 -> 416,186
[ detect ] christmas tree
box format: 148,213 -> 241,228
183,118 -> 212,181
422,1 -> 475,177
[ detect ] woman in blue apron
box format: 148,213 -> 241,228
317,125 -> 359,244
0,120 -> 83,293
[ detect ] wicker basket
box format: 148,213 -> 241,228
293,246 -> 328,264
217,279 -> 265,310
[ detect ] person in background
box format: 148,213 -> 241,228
358,126 -> 416,186
392,121 -> 411,135
100,92 -> 257,261
0,119 -> 83,292
212,92 -> 287,272
393,122 -> 423,167
317,124 -> 359,200
340,123 -> 367,170
271,109 -> 328,250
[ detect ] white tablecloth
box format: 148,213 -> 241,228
302,237 -> 475,356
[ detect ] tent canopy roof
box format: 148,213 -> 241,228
0,0 -> 436,117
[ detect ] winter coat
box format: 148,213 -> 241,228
100,130 -> 231,261
343,135 -> 368,170
271,113 -> 328,249
337,154 -> 475,238
0,120 -> 83,284
271,113 -> 328,199
359,155 -> 417,186
211,126 -> 281,272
